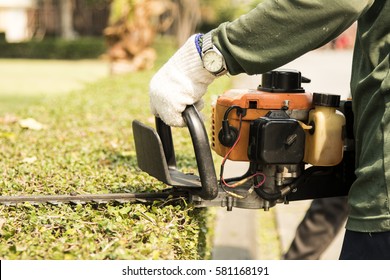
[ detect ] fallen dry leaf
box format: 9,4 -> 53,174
0,114 -> 19,124
22,156 -> 38,164
19,118 -> 46,130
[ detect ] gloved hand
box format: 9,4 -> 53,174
149,34 -> 216,127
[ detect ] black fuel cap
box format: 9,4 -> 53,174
258,69 -> 310,93
313,93 -> 341,107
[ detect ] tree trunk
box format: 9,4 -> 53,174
173,0 -> 201,46
104,0 -> 177,74
60,0 -> 77,40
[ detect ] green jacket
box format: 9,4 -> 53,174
213,0 -> 390,232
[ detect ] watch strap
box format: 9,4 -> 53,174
202,32 -> 213,55
195,33 -> 203,58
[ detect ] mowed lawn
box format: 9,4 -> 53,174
0,42 -> 221,259
0,59 -> 109,94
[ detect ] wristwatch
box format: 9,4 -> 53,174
200,32 -> 228,76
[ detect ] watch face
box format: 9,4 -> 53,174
203,51 -> 224,73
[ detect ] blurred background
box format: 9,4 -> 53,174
0,0 -> 355,72
0,0 -> 260,73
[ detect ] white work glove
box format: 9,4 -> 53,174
149,34 -> 216,127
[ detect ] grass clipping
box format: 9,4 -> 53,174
0,64 -> 224,259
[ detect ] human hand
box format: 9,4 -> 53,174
149,34 -> 215,127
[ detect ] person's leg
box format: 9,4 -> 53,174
339,230 -> 390,260
284,196 -> 349,260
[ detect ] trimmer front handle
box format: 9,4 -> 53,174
133,105 -> 218,200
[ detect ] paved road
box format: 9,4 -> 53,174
212,49 -> 353,260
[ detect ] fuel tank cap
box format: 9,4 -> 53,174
258,69 -> 311,93
313,92 -> 341,107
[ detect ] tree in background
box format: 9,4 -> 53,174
32,0 -> 110,40
60,0 -> 77,40
171,0 -> 201,46
104,0 -> 177,74
103,0 -> 255,74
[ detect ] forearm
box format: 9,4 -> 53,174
213,0 -> 373,75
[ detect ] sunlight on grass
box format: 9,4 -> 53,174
0,59 -> 109,96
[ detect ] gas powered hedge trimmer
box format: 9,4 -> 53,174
0,70 -> 355,210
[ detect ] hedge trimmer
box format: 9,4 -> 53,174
0,70 -> 355,210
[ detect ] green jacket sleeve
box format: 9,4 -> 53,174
213,0 -> 374,75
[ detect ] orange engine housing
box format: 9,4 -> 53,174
211,88 -> 313,161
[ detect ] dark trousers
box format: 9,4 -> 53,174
339,230 -> 390,260
284,196 -> 349,260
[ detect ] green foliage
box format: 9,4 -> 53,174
0,203 -> 212,259
0,37 -> 106,59
199,0 -> 257,31
0,36 -> 232,259
84,0 -> 110,6
108,0 -> 135,25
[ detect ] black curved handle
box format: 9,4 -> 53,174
182,105 -> 218,200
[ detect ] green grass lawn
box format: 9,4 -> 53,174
0,59 -> 109,95
0,59 -> 109,112
0,38 -> 228,259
